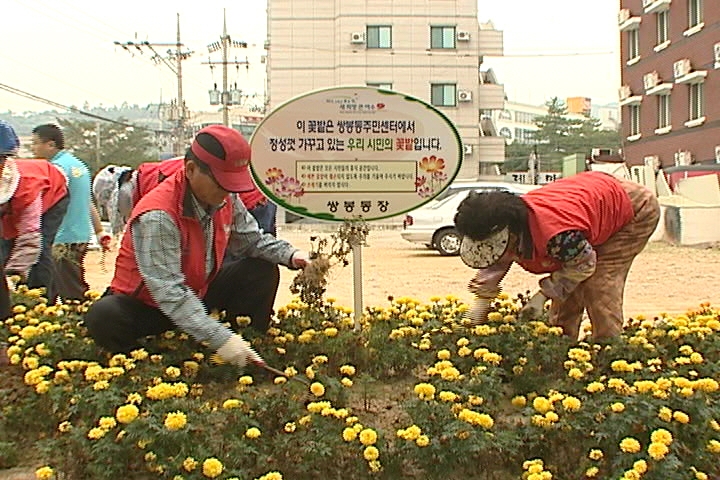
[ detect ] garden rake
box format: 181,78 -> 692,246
209,353 -> 310,386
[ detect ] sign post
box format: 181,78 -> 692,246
250,86 -> 462,327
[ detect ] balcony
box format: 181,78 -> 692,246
477,83 -> 505,110
643,0 -> 671,14
477,22 -> 503,57
477,136 -> 505,163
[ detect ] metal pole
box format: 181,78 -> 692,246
95,121 -> 101,170
176,13 -> 184,155
352,239 -> 363,332
222,9 -> 230,127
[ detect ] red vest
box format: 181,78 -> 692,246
515,172 -> 634,274
1,159 -> 68,239
133,157 -> 184,205
111,167 -> 234,306
133,157 -> 268,210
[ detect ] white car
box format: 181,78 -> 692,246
401,182 -> 540,256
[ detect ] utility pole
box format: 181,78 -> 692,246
203,9 -> 249,127
114,13 -> 193,156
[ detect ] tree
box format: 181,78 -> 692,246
57,118 -> 157,173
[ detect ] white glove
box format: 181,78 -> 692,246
6,276 -> 16,291
216,334 -> 264,367
519,291 -> 548,320
290,250 -> 311,269
465,297 -> 491,326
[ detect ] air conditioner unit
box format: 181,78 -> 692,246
457,90 -> 472,102
715,145 -> 720,163
673,58 -> 691,79
456,31 -> 470,41
618,9 -> 631,25
674,150 -> 693,166
618,85 -> 632,101
714,43 -> 720,67
350,32 -> 366,44
643,71 -> 660,90
463,144 -> 473,155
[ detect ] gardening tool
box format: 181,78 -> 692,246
253,361 -> 311,386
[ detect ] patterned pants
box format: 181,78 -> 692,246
549,180 -> 660,340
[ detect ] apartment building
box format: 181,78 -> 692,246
265,0 -> 506,179
619,0 -> 719,167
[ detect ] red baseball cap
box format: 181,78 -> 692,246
190,125 -> 255,193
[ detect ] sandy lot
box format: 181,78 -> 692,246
86,227 -> 720,317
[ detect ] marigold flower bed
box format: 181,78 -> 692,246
1,286 -> 719,479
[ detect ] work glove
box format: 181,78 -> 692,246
464,296 -> 491,326
5,276 -> 16,291
216,334 -> 264,368
97,231 -> 113,252
290,250 -> 311,269
519,291 -> 548,320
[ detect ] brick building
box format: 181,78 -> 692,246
618,0 -> 719,167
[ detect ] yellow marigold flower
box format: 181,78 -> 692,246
126,392 -> 143,405
274,377 -> 287,385
611,402 -> 625,413
93,380 -> 109,391
532,397 -> 553,414
458,346 -> 473,357
359,428 -> 378,446
238,376 -> 253,386
623,470 -> 641,480
468,395 -> 483,406
416,435 -> 430,447
165,366 -> 181,379
586,382 -> 605,393
35,466 -> 54,480
202,458 -> 224,478
324,327 -> 338,337
588,449 -> 603,461
164,411 -> 187,431
561,396 -> 581,412
437,349 -> 451,360
438,391 -> 458,402
343,427 -> 358,442
650,428 -> 673,445
710,419 -> 720,431
183,457 -> 198,472
512,396 -> 527,408
633,459 -> 648,473
305,366 -> 315,380
658,407 -> 673,422
414,383 -> 436,400
568,368 -> 584,380
648,441 -> 669,460
341,378 -> 353,387
620,437 -> 641,453
706,439 -> 720,453
673,410 -> 690,424
58,421 -> 72,433
363,446 -> 379,461
116,404 -> 140,424
339,365 -> 356,376
87,427 -> 106,440
98,417 -> 117,430
245,427 -> 261,439
693,470 -> 708,480
284,422 -> 296,433
585,467 -> 599,477
310,382 -> 325,397
130,349 -> 149,361
255,472 -> 283,480
312,355 -> 328,365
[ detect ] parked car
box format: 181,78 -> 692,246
401,182 -> 540,256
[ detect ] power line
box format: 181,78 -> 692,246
0,82 -> 170,134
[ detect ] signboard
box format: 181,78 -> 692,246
250,86 -> 462,221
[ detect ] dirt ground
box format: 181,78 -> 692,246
85,227 -> 720,317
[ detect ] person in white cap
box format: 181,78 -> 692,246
84,125 -> 311,368
31,124 -> 111,300
454,171 -> 659,341
0,122 -> 70,303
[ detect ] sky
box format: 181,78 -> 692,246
1,0 -> 620,114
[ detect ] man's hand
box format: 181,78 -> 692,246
97,231 -> 112,252
216,334 -> 264,368
290,251 -> 311,269
519,291 -> 548,320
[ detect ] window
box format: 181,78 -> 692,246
498,110 -> 512,120
657,94 -> 671,129
688,0 -> 703,28
656,11 -> 669,45
367,82 -> 393,90
367,26 -> 392,49
689,82 -> 704,120
431,84 -> 456,107
627,29 -> 640,61
629,105 -> 641,136
430,26 -> 456,49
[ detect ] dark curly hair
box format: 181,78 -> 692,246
454,191 -> 529,240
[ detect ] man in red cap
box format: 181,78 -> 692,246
84,125 -> 310,368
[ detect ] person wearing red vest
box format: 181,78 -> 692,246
0,155 -> 69,304
116,155 -> 276,237
84,125 -> 310,368
454,171 -> 660,340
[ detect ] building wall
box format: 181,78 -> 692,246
619,0 -> 720,166
267,0 -> 505,180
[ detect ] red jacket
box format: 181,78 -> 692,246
133,157 -> 267,209
516,172 -> 634,274
111,168 -> 233,306
1,159 -> 68,239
